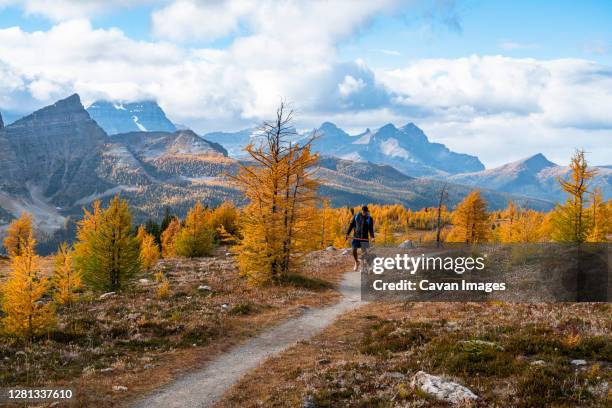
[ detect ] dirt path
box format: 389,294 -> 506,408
131,271 -> 363,408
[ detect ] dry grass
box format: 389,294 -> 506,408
217,301 -> 611,407
0,247 -> 351,407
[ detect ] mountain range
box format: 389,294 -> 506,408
308,122 -> 484,176
204,121 -> 485,177
1,94 -> 608,247
448,153 -> 612,203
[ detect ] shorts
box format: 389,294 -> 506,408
351,239 -> 370,249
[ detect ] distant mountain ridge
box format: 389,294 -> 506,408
0,95 -> 228,235
448,153 -> 612,202
317,122 -> 484,176
207,121 -> 485,177
87,100 -> 176,135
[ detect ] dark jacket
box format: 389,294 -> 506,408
346,212 -> 374,240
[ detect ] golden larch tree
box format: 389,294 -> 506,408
551,150 -> 597,243
208,201 -> 241,238
73,200 -> 103,272
137,226 -> 160,271
3,212 -> 34,258
586,188 -> 609,242
53,243 -> 82,305
74,196 -> 140,291
160,217 -> 181,258
233,103 -> 319,284
500,209 -> 546,243
174,202 -> 216,257
2,236 -> 55,339
448,190 -> 489,243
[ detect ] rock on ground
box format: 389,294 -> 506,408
398,240 -> 413,249
411,371 -> 478,405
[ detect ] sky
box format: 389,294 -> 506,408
0,0 -> 611,167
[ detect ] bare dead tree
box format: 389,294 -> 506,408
436,182 -> 448,248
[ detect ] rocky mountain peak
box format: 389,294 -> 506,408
377,123 -> 398,135
10,93 -> 92,127
521,153 -> 557,171
4,94 -> 110,205
87,99 -> 176,135
319,121 -> 341,130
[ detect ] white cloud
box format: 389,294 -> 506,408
0,2 -> 610,167
379,55 -> 612,129
338,75 -> 366,98
152,0 -> 402,43
151,0 -> 252,42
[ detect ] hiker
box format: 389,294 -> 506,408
345,205 -> 375,271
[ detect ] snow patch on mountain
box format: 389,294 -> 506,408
132,115 -> 147,131
379,138 -> 411,159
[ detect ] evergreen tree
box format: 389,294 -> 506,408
160,207 -> 173,233
2,236 -> 55,339
174,202 -> 215,258
3,212 -> 34,258
144,218 -> 161,245
448,190 -> 489,243
551,150 -> 597,243
52,243 -> 81,305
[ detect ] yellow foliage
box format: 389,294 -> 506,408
157,279 -> 170,299
53,243 -> 82,305
378,218 -> 396,245
586,188 -> 610,242
208,201 -> 240,238
174,202 -> 215,258
497,204 -> 546,243
161,217 -> 181,258
154,271 -> 164,282
1,236 -> 55,339
551,150 -> 597,243
138,226 -> 160,271
447,190 -> 489,243
3,212 -> 34,258
233,104 -> 319,284
73,196 -> 140,291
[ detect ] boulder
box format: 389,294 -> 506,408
411,371 -> 477,404
198,285 -> 211,291
398,240 -> 413,249
138,278 -> 151,285
112,385 -> 128,392
325,246 -> 335,251
99,292 -> 116,300
571,359 -> 587,366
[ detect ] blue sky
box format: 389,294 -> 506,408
0,0 -> 611,166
